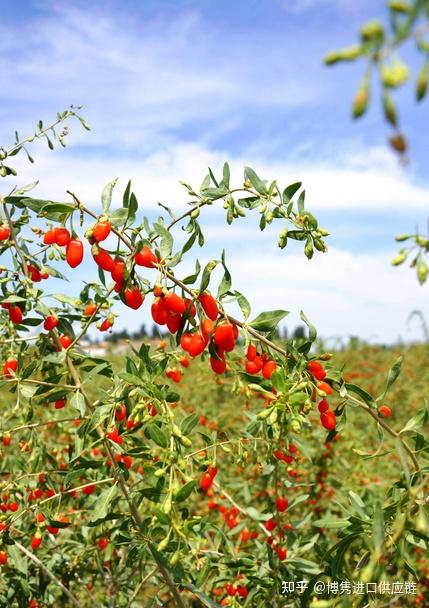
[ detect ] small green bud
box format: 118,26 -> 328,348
417,64 -> 428,101
179,435 -> 192,447
395,234 -> 410,242
389,0 -> 411,13
324,45 -> 362,65
417,257 -> 428,284
415,236 -> 428,247
416,509 -> 428,533
154,468 -> 166,478
257,407 -> 273,420
290,419 -> 301,432
353,86 -> 369,119
157,536 -> 169,551
391,250 -> 408,266
268,409 -> 278,425
314,238 -> 326,252
172,424 -> 182,438
191,208 -> 200,219
304,241 -> 314,259
360,20 -> 384,44
318,227 -> 330,237
381,61 -> 409,89
382,92 -> 397,126
278,228 -> 288,249
162,497 -> 172,515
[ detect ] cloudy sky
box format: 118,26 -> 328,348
1,0 -> 428,343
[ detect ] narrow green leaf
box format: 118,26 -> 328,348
244,166 -> 268,195
90,484 -> 118,522
147,424 -> 168,448
174,480 -> 197,502
101,179 -> 117,213
300,310 -> 317,342
249,309 -> 289,332
217,250 -> 231,298
200,260 -> 218,294
181,413 -> 199,436
400,407 -> 429,434
313,518 -> 350,529
379,355 -> 403,400
282,182 -> 301,203
234,290 -> 251,320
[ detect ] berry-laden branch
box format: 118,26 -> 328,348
67,190 -> 418,474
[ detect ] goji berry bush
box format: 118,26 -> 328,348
0,110 -> 428,607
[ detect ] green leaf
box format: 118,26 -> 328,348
348,491 -> 369,520
344,383 -> 378,409
286,558 -> 322,576
288,494 -> 310,511
400,407 -> 429,434
41,202 -> 75,215
282,182 -> 301,203
244,506 -> 270,521
70,391 -> 86,417
297,190 -> 306,214
90,484 -> 118,522
119,372 -> 144,386
300,310 -> 317,342
101,179 -> 117,213
244,166 -> 267,195
379,355 -> 403,400
331,533 -> 361,578
217,250 -> 231,298
108,208 -> 128,226
249,309 -> 289,332
201,185 -> 228,200
182,259 -> 201,285
153,222 -> 173,259
122,180 -> 131,208
222,162 -> 230,188
313,517 -> 350,529
200,260 -> 218,294
174,480 -> 197,502
11,181 -> 39,196
147,424 -> 168,448
181,413 -> 199,436
234,290 -> 251,320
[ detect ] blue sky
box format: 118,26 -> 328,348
1,0 -> 428,343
